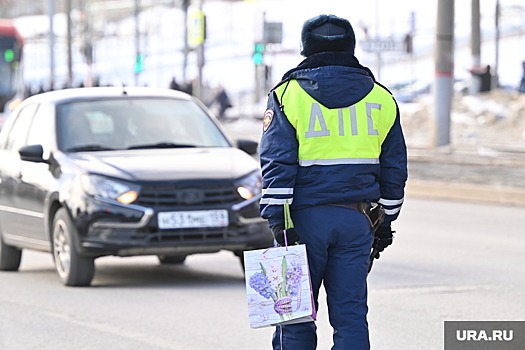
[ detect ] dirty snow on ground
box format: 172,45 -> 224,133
400,90 -> 525,151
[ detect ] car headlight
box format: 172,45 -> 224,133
81,174 -> 140,205
234,170 -> 262,200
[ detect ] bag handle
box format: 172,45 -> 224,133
282,200 -> 295,248
284,200 -> 294,230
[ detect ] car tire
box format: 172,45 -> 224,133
157,255 -> 186,265
52,208 -> 95,287
0,235 -> 22,271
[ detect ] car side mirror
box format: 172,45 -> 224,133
236,139 -> 258,155
19,144 -> 48,163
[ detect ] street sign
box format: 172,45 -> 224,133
263,22 -> 283,44
361,39 -> 405,53
188,8 -> 205,47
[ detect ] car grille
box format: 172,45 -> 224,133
129,181 -> 265,244
145,227 -> 247,242
135,181 -> 240,208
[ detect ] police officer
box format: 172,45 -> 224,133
259,14 -> 408,350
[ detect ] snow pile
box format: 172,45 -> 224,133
400,90 -> 525,150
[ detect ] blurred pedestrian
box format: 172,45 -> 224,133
169,76 -> 180,91
181,79 -> 194,96
519,61 -> 525,93
214,85 -> 232,120
469,64 -> 492,93
258,14 -> 407,349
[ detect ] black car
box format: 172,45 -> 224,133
0,87 -> 272,286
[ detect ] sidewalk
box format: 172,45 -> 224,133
407,146 -> 525,207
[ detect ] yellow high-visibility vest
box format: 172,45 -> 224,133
275,80 -> 397,166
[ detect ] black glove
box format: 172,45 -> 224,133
371,226 -> 395,259
270,226 -> 300,246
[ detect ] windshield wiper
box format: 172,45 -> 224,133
65,145 -> 117,152
127,142 -> 196,150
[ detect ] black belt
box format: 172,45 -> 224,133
330,202 -> 370,213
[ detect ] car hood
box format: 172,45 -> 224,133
67,147 -> 259,181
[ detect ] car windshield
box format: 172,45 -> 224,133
56,97 -> 231,152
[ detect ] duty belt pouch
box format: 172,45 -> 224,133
359,202 -> 385,232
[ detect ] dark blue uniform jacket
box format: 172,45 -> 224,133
259,52 -> 408,229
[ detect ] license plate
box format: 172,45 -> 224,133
157,210 -> 229,229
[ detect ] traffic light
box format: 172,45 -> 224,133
252,42 -> 265,65
134,53 -> 144,74
3,49 -> 14,63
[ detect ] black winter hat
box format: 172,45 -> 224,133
300,14 -> 356,57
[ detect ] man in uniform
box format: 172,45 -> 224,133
258,14 -> 408,350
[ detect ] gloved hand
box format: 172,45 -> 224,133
270,226 -> 300,246
371,226 -> 395,259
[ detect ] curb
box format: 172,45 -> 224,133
406,179 -> 525,207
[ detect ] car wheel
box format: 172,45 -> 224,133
0,235 -> 22,271
157,255 -> 186,265
52,208 -> 95,287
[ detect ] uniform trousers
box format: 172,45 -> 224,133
272,205 -> 373,350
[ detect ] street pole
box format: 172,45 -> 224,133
134,0 -> 140,86
48,0 -> 56,90
82,0 -> 93,88
186,0 -> 205,100
195,0 -> 204,101
494,0 -> 501,89
470,0 -> 481,93
182,0 -> 189,85
254,12 -> 265,104
433,0 -> 454,147
471,0 -> 481,67
66,0 -> 73,87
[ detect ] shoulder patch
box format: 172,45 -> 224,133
262,109 -> 274,132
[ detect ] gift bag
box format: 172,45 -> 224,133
244,201 -> 316,329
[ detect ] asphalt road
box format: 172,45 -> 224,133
1,197 -> 524,350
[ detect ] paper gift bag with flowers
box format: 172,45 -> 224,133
244,202 -> 316,329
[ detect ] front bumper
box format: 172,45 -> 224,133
74,195 -> 272,257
